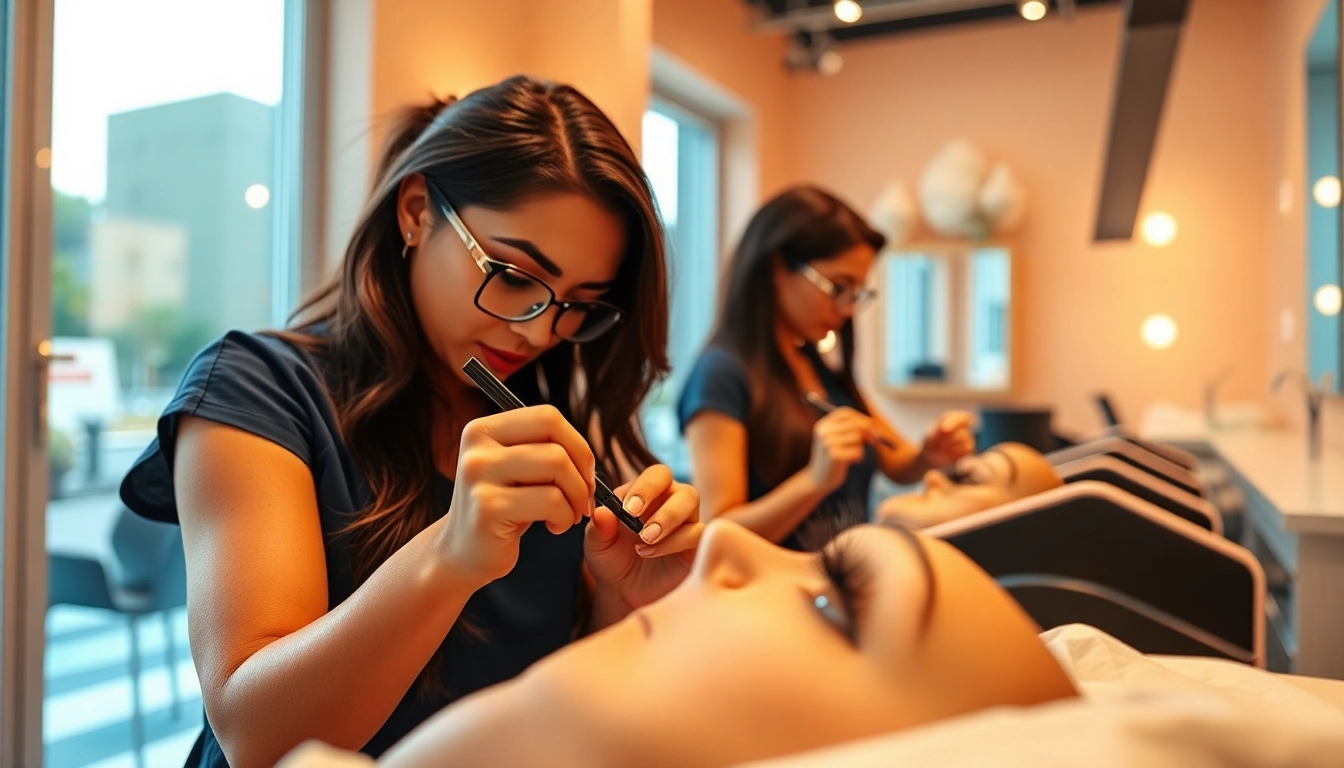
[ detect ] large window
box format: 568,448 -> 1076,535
42,2 -> 304,766
640,98 -> 720,480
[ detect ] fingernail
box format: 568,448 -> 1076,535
639,522 -> 663,545
635,543 -> 654,557
624,495 -> 645,517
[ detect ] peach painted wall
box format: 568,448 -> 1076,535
771,0 -> 1272,436
370,1 -> 649,157
651,0 -> 796,241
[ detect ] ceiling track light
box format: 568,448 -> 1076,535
833,0 -> 862,24
785,31 -> 843,76
1017,0 -> 1049,21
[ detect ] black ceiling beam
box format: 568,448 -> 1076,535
1093,0 -> 1191,241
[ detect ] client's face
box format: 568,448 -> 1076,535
877,441 -> 1063,528
385,519 -> 1076,768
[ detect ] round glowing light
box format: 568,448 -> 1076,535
1140,211 -> 1178,247
818,50 -> 844,76
817,330 -> 838,354
35,147 -> 52,169
1141,314 -> 1178,350
834,0 -> 863,23
1020,0 -> 1047,21
1313,176 -> 1341,208
1315,284 -> 1342,316
244,184 -> 271,209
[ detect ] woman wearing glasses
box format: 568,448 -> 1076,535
119,77 -> 700,768
678,186 -> 974,550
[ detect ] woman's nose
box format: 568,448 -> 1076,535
508,307 -> 559,349
690,518 -> 782,590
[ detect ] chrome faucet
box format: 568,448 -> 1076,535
1271,368 -> 1332,461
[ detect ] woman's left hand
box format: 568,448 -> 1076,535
920,410 -> 976,467
584,464 -> 702,615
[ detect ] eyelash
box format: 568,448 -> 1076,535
945,465 -> 982,486
816,542 -> 872,643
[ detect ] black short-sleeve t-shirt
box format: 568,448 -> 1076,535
120,331 -> 586,767
675,345 -> 877,549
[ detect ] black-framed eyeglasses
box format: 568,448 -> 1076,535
799,263 -> 878,310
425,182 -> 625,343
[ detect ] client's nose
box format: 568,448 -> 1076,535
690,518 -> 783,590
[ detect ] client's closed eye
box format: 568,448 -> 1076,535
946,462 -> 988,486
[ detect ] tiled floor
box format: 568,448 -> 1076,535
45,605 -> 202,768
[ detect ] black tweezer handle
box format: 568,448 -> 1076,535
462,357 -> 644,534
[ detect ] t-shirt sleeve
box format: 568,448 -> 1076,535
676,348 -> 751,433
119,330 -> 321,523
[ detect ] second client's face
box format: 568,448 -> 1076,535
878,442 -> 1063,528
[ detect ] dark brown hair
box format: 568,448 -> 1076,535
276,76 -> 668,689
709,186 -> 884,488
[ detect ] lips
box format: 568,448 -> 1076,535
478,344 -> 528,378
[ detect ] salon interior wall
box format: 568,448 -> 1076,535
337,0 -> 1317,442
371,0 -> 650,155
650,0 -> 798,245
316,0 -> 653,270
782,0 -> 1276,438
1266,0 -> 1344,445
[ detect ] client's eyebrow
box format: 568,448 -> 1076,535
869,519 -> 939,638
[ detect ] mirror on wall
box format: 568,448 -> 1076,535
879,243 -> 1014,397
1307,0 -> 1342,392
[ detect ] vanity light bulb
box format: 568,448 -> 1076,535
1140,212 -> 1177,247
1314,284 -> 1342,317
245,183 -> 271,209
1141,314 -> 1178,350
1019,0 -> 1047,21
1313,176 -> 1341,208
834,0 -> 862,23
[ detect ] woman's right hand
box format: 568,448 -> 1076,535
441,405 -> 597,588
806,406 -> 876,493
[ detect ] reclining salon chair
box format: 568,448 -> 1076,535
925,481 -> 1264,667
1054,454 -> 1223,535
1048,435 -> 1206,498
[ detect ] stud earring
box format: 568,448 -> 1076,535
401,231 -> 414,260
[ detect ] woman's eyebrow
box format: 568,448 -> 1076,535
867,521 -> 938,638
493,237 -> 562,276
489,237 -> 616,291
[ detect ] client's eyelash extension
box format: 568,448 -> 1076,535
945,464 -> 979,485
796,501 -> 875,643
818,539 -> 874,644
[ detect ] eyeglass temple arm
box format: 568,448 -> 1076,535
437,196 -> 491,272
